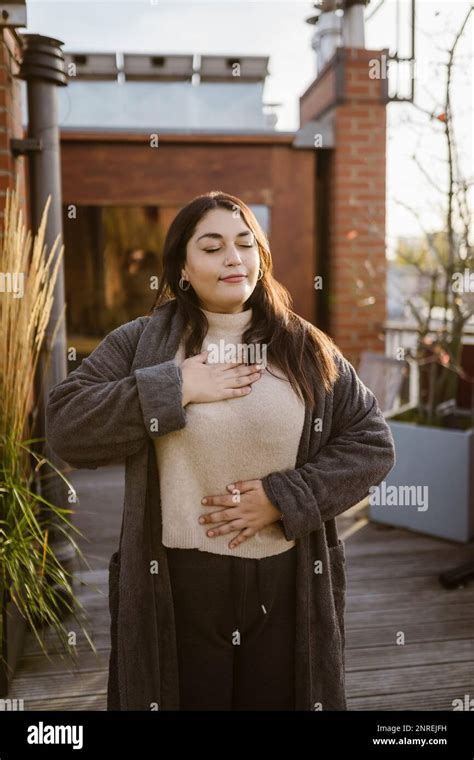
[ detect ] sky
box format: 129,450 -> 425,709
25,0 -> 473,255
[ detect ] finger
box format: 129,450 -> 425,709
225,365 -> 262,382
201,494 -> 234,507
193,349 -> 211,363
220,386 -> 253,400
221,360 -> 252,372
226,480 -> 259,495
206,519 -> 245,538
229,527 -> 255,549
199,508 -> 237,524
225,371 -> 261,389
234,363 -> 263,374
205,520 -> 235,536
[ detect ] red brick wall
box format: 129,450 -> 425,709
0,28 -> 27,233
301,47 -> 389,367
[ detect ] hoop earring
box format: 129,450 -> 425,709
257,268 -> 263,281
179,276 -> 191,291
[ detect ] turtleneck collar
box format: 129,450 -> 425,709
199,305 -> 253,338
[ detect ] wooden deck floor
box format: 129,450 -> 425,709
7,464 -> 474,710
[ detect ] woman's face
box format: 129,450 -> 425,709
181,207 -> 260,313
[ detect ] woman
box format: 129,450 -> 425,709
46,191 -> 396,711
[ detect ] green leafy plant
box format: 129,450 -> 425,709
0,184 -> 96,677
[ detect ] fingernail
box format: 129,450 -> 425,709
201,498 -> 207,504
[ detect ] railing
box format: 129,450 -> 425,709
383,318 -> 474,409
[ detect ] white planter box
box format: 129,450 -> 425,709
369,416 -> 474,543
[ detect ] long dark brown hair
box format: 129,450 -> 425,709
148,191 -> 342,408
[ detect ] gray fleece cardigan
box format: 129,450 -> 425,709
45,298 -> 396,711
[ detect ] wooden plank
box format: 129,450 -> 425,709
8,671 -> 108,700
345,552 -> 474,578
346,603 -> 474,628
345,619 -> 474,648
346,590 -> 473,611
23,632 -> 112,656
12,650 -> 109,677
24,695 -> 107,711
348,575 -> 474,594
75,571 -> 109,585
346,639 -> 474,670
342,521 -> 466,555
347,663 -> 474,697
347,689 -> 465,711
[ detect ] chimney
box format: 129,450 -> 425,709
306,0 -> 369,75
342,0 -> 368,47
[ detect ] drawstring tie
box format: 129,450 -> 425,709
257,561 -> 267,616
231,558 -> 267,643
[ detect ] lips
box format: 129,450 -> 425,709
220,274 -> 247,281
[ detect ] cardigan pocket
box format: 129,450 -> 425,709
328,540 -> 347,652
107,551 -> 120,709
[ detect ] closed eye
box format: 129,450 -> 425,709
204,244 -> 254,252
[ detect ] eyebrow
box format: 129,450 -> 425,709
196,230 -> 253,242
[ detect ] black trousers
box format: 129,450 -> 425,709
166,544 -> 297,711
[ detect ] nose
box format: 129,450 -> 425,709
224,245 -> 244,265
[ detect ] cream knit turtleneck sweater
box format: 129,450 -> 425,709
153,305 -> 305,558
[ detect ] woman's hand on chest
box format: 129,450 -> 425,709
180,353 -> 263,406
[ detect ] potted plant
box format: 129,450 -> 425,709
0,185 -> 96,697
369,9 -> 474,542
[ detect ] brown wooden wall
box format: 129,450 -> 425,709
60,132 -> 317,324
